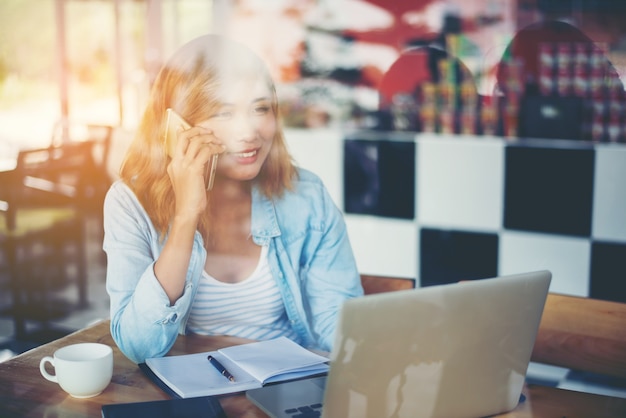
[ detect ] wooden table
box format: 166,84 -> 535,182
1,320 -> 625,418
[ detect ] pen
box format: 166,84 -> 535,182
207,355 -> 235,382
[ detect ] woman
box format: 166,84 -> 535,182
103,34 -> 363,364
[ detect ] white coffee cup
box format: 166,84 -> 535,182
39,342 -> 113,398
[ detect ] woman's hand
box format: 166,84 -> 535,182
167,126 -> 225,220
157,126 -> 224,304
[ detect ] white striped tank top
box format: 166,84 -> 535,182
187,245 -> 300,343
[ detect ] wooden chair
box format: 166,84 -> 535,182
0,208 -> 83,342
360,274 -> 416,295
531,293 -> 626,380
0,129 -> 112,345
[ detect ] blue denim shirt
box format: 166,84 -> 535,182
103,168 -> 363,364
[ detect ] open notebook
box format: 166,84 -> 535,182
247,270 -> 552,418
143,336 -> 329,398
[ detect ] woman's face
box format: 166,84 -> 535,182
197,76 -> 276,183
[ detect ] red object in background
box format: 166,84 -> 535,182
497,21 -> 589,87
378,48 -> 437,108
378,46 -> 477,108
341,0 -> 439,54
495,20 -> 623,95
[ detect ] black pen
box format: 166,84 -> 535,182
207,355 -> 235,382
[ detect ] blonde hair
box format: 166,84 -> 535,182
120,35 -> 296,240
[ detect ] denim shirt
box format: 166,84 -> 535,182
103,168 -> 363,364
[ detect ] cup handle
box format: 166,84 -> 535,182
39,356 -> 58,383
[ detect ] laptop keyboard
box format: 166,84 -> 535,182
284,402 -> 323,417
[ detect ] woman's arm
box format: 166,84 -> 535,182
155,125 -> 221,303
296,176 -> 364,351
103,182 -> 202,363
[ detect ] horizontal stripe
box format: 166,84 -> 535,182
187,246 -> 299,342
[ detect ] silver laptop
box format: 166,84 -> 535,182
247,270 -> 551,418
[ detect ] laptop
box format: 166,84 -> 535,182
247,270 -> 551,418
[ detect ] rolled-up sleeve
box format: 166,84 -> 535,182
103,181 -> 200,363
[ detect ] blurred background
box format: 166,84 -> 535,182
1,0 -> 625,395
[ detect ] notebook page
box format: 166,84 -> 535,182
218,337 -> 329,383
145,351 -> 260,397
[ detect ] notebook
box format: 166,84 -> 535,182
247,270 -> 552,418
142,336 -> 329,398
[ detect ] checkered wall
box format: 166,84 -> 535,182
285,129 -> 626,303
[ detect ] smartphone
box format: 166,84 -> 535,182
164,108 -> 219,190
